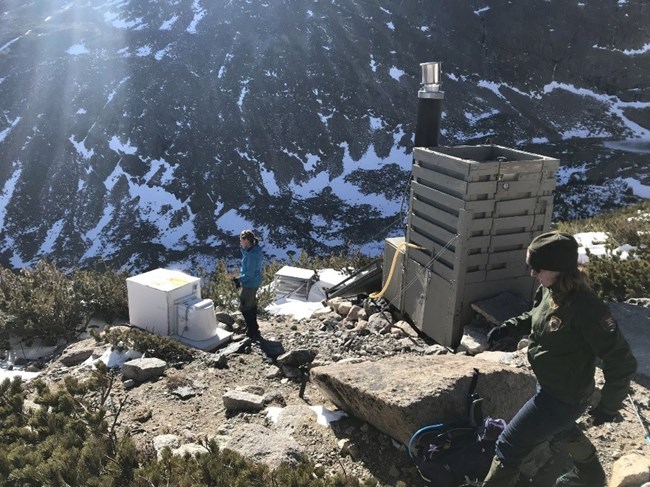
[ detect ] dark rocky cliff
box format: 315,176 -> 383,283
0,0 -> 648,270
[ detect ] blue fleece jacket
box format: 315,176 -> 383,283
239,243 -> 263,288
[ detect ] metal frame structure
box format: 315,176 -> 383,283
384,144 -> 559,347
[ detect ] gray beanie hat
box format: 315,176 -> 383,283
527,231 -> 579,272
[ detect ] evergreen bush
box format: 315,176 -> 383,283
199,260 -> 241,313
0,261 -> 83,348
556,200 -> 650,301
72,268 -> 129,324
100,327 -> 195,364
0,374 -> 387,486
584,248 -> 650,302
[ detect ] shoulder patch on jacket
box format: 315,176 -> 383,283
547,315 -> 562,332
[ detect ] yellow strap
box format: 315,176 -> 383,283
369,242 -> 424,299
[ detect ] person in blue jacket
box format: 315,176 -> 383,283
482,231 -> 637,487
234,229 -> 264,340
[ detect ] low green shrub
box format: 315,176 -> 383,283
100,327 -> 195,364
556,200 -> 650,301
584,248 -> 650,302
72,268 -> 129,324
556,200 -> 650,248
199,260 -> 241,313
0,261 -> 83,348
0,373 -> 389,486
1,366 -> 137,486
0,261 -> 130,350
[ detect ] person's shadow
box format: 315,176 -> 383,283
258,337 -> 285,360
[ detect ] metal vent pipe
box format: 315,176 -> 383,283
414,62 -> 444,148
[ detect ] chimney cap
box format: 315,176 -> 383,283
419,62 -> 443,99
420,62 -> 441,85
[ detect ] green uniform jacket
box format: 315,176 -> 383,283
504,286 -> 637,414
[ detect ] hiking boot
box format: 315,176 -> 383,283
554,455 -> 606,487
246,330 -> 262,341
482,456 -> 519,487
241,308 -> 260,339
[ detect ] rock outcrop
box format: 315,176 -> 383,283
312,354 -> 536,445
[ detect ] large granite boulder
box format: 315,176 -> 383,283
216,423 -> 305,469
311,354 -> 536,445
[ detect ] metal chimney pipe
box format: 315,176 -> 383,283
415,62 -> 444,148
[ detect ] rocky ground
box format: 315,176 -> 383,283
20,299 -> 650,487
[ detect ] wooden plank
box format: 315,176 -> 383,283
495,198 -> 538,216
414,148 -> 471,177
542,159 -> 560,173
410,216 -> 459,258
488,249 -> 527,266
466,253 -> 488,267
490,233 -> 533,249
468,159 -> 501,172
407,245 -> 455,281
466,180 -> 498,196
465,200 -> 496,213
467,218 -> 494,232
539,178 -> 557,192
435,145 -> 492,162
495,180 -> 545,194
535,196 -> 554,214
411,182 -> 465,212
540,206 -> 554,229
533,211 -> 551,228
467,235 -> 492,249
493,214 -> 536,230
413,164 -> 468,195
464,270 -> 487,283
486,267 -> 530,281
500,161 -> 543,176
411,199 -> 459,229
417,157 -> 470,181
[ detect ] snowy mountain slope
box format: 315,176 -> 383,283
0,0 -> 649,271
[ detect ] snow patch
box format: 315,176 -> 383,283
369,116 -> 383,130
69,136 -> 94,159
0,116 -> 21,143
104,10 -> 146,30
135,45 -> 152,57
0,163 -> 22,228
622,177 -> 650,198
66,43 -> 89,55
389,67 -> 404,81
369,55 -> 377,73
38,219 -> 65,256
0,37 -> 21,53
186,0 -> 207,34
108,136 -> 137,155
160,15 -> 179,30
465,108 -> 499,125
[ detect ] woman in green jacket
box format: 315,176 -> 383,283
482,231 -> 637,487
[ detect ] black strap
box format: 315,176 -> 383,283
466,368 -> 484,427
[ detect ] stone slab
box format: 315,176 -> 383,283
312,354 -> 536,445
609,302 -> 650,382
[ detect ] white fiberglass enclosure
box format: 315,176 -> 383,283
126,268 -> 201,336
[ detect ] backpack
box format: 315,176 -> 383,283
408,368 -> 506,486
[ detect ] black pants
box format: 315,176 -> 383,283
239,287 -> 259,336
483,387 -> 597,486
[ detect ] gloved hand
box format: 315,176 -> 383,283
487,324 -> 510,345
231,276 -> 241,289
588,405 -> 618,426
